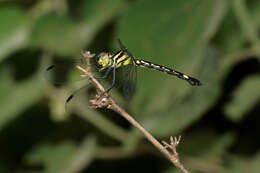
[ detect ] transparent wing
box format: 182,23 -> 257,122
118,39 -> 135,60
45,58 -> 86,86
122,64 -> 137,100
65,83 -> 97,113
45,57 -> 101,86
117,39 -> 137,99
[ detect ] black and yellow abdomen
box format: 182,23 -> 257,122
134,59 -> 202,86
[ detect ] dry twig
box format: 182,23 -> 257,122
76,51 -> 189,173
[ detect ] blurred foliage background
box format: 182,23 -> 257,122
0,0 -> 260,173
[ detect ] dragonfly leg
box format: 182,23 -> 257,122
97,66 -> 116,99
95,67 -> 112,79
105,66 -> 116,93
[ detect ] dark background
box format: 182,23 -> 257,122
0,0 -> 260,173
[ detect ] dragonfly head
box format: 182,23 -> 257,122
96,52 -> 111,71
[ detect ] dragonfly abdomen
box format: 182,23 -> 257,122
134,59 -> 202,86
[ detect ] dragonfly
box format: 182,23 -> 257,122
45,39 -> 202,105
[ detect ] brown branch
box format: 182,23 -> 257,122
77,51 -> 189,173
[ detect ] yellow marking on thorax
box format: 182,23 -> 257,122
115,54 -> 132,68
122,58 -> 131,66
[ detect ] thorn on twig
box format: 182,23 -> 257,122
162,136 -> 181,158
81,51 -> 96,59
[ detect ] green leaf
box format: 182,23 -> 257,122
26,137 -> 97,173
59,136 -> 97,173
26,141 -> 77,173
0,7 -> 29,62
214,10 -> 246,54
185,133 -> 234,173
232,0 -> 260,47
0,73 -> 44,130
30,0 -> 126,56
224,75 -> 260,122
80,0 -> 124,23
227,153 -> 260,173
30,12 -> 82,56
0,65 -> 13,99
74,0 -> 126,48
249,0 -> 260,27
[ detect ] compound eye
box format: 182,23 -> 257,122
96,54 -> 101,61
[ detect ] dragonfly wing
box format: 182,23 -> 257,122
45,58 -> 86,86
65,83 -> 97,113
122,64 -> 137,100
117,39 -> 137,99
118,39 -> 135,60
